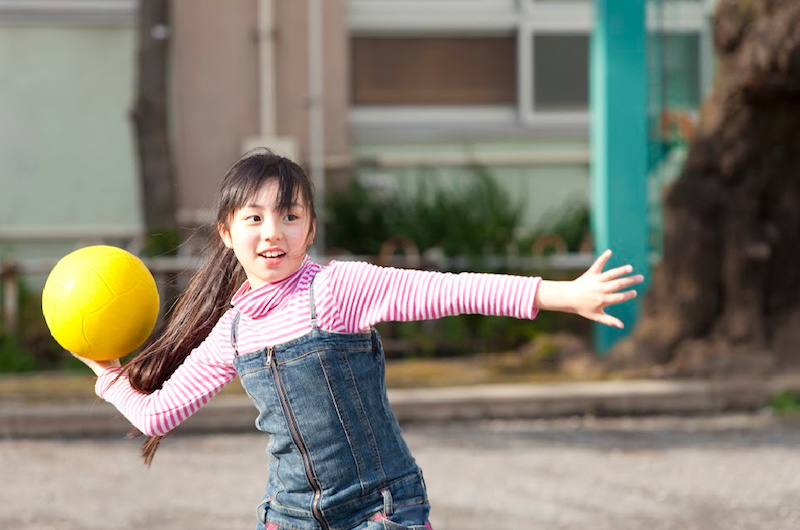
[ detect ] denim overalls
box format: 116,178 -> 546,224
231,277 -> 433,530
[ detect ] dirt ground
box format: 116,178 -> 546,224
2,413 -> 800,530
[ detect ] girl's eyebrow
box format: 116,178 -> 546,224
242,201 -> 304,211
275,202 -> 305,211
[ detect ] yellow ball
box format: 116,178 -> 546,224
42,245 -> 160,361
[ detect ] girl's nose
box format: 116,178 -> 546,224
261,217 -> 281,240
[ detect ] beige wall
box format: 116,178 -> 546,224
172,0 -> 260,224
274,0 -> 350,164
173,0 -> 350,225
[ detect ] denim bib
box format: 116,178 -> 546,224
232,277 -> 431,530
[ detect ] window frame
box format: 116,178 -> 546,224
518,1 -> 593,128
0,0 -> 135,25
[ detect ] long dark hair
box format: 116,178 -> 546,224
122,149 -> 316,465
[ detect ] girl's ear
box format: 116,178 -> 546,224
217,223 -> 233,249
308,219 -> 317,248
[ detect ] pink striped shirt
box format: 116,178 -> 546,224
96,258 -> 542,436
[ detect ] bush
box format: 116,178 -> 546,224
516,199 -> 591,255
769,390 -> 800,415
0,332 -> 39,372
0,279 -> 78,373
326,166 -> 524,258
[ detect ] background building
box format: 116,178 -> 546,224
0,0 -> 713,262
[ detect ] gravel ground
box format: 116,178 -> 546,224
2,413 -> 800,530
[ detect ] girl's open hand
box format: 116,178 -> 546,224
70,351 -> 121,377
534,249 -> 644,328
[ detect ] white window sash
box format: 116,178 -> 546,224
0,0 -> 135,25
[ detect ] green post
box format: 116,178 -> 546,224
591,0 -> 649,352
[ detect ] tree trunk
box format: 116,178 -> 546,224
131,0 -> 178,255
613,0 -> 800,377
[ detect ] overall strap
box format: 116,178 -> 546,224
230,310 -> 242,356
308,274 -> 318,329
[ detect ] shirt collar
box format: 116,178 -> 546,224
231,255 -> 311,318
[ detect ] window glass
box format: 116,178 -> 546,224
352,37 -> 517,105
533,34 -> 589,111
661,33 -> 700,109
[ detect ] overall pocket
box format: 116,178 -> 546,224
369,512 -> 433,530
369,505 -> 433,530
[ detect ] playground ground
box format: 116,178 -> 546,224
3,413 -> 800,530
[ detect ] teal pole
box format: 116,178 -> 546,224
591,0 -> 649,352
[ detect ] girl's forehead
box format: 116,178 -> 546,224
240,180 -> 306,209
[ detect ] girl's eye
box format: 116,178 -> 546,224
245,214 -> 261,222
283,213 -> 299,222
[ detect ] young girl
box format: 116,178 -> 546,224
73,149 -> 643,530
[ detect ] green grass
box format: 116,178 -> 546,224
768,390 -> 800,415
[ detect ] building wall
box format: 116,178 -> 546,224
0,23 -> 141,255
172,0 -> 351,225
172,0 -> 261,225
274,0 -> 350,163
0,0 -> 712,264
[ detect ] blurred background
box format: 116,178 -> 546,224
0,0 -> 706,375
8,2 -> 800,529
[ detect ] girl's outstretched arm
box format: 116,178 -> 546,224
534,249 -> 644,328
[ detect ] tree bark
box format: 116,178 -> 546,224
131,0 -> 178,254
613,0 -> 800,377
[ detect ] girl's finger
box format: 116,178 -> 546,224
599,264 -> 635,281
604,276 -> 644,293
604,289 -> 638,305
589,249 -> 613,273
595,313 -> 624,329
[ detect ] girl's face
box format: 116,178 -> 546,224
219,180 -> 315,289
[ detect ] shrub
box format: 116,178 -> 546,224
326,166 -> 524,258
517,199 -> 591,255
0,278 -> 76,373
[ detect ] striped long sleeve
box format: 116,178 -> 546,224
326,262 -> 540,330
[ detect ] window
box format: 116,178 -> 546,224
533,34 -> 589,111
352,37 -> 516,105
661,33 -> 701,110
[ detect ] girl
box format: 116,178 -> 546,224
73,149 -> 643,530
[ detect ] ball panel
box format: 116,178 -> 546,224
83,281 -> 159,359
48,296 -> 91,356
83,250 -> 137,296
63,265 -> 116,314
115,252 -> 157,296
42,251 -> 97,324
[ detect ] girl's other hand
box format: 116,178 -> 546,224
535,249 -> 644,328
70,352 -> 121,377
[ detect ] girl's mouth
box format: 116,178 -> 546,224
259,250 -> 286,260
